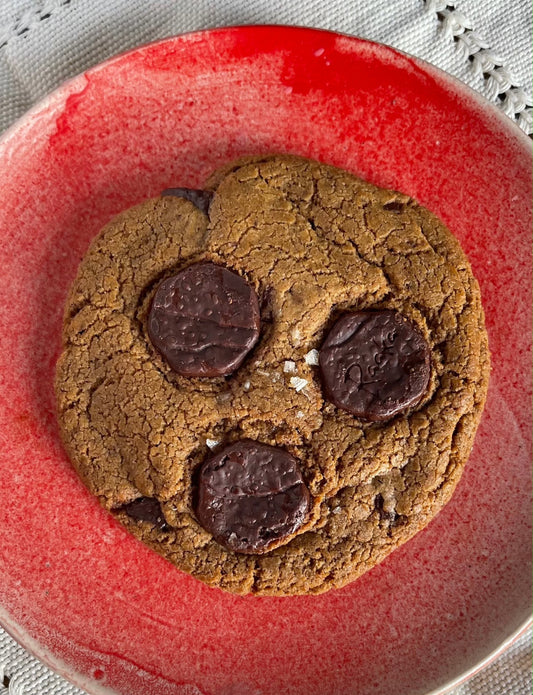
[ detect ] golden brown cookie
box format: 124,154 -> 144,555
55,155 -> 489,595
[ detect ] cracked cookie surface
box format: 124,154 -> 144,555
55,154 -> 490,595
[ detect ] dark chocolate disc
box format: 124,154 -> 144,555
319,310 -> 431,421
161,187 -> 213,215
121,497 -> 170,531
147,262 -> 260,377
195,440 -> 311,554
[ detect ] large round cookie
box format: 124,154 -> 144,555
55,155 -> 489,595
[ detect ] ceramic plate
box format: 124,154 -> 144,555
0,26 -> 530,695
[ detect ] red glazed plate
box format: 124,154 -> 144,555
0,26 -> 531,695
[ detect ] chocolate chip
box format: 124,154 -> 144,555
374,493 -> 385,511
383,200 -> 406,213
374,493 -> 397,522
147,262 -> 260,377
260,286 -> 275,323
121,497 -> 170,531
195,440 -> 311,554
319,310 -> 431,421
161,187 -> 213,215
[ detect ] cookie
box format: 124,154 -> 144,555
55,154 -> 490,595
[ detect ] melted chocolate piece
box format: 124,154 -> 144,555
147,262 -> 260,377
195,440 -> 311,554
383,200 -> 406,213
319,310 -> 431,421
161,187 -> 213,215
374,494 -> 397,523
122,497 -> 170,531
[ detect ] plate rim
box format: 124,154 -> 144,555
1,24 -> 531,154
0,24 -> 530,695
2,611 -> 529,695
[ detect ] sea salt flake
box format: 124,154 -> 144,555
304,349 -> 320,366
332,506 -> 342,515
283,360 -> 297,373
256,369 -> 270,377
290,376 -> 308,392
206,439 -> 219,450
243,380 -> 251,391
296,410 -> 305,419
291,327 -> 302,344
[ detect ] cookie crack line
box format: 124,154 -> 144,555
55,154 -> 490,595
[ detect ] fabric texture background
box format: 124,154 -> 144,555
0,1 -> 531,693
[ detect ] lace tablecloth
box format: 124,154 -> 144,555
0,1 -> 531,694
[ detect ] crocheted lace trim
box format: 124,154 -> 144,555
426,0 -> 532,134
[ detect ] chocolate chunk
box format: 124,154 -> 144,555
161,187 -> 213,215
122,497 -> 170,531
374,493 -> 397,523
147,262 -> 260,377
383,200 -> 406,213
319,310 -> 431,421
260,286 -> 275,323
195,440 -> 311,554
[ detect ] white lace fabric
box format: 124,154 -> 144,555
0,1 -> 531,694
427,0 -> 532,132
